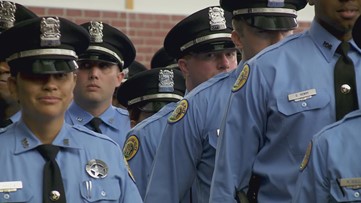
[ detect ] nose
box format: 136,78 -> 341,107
43,75 -> 58,91
88,66 -> 100,80
217,53 -> 230,70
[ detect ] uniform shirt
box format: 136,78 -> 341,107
144,69 -> 240,203
293,110 -> 361,203
0,120 -> 142,203
65,101 -> 131,146
10,111 -> 21,123
210,20 -> 361,203
124,102 -> 177,198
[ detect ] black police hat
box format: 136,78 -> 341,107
0,1 -> 38,32
164,6 -> 235,59
122,60 -> 148,83
0,16 -> 90,75
220,0 -> 307,30
150,47 -> 178,69
117,68 -> 185,108
79,21 -> 136,70
353,15 -> 361,49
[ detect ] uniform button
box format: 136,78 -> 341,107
49,190 -> 61,201
3,193 -> 10,199
341,84 -> 351,94
301,102 -> 307,107
354,192 -> 360,198
101,191 -> 106,196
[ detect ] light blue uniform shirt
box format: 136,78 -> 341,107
9,111 -> 21,123
144,70 -> 240,203
124,102 -> 177,198
210,20 -> 361,203
0,120 -> 142,203
293,110 -> 361,203
65,101 -> 131,146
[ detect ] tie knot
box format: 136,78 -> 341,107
336,41 -> 350,56
37,144 -> 60,161
89,117 -> 103,133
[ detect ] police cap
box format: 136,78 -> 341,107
164,6 -> 235,59
353,15 -> 361,49
150,47 -> 178,69
0,1 -> 38,32
122,60 -> 148,83
220,0 -> 307,30
117,68 -> 185,108
79,21 -> 136,70
0,16 -> 90,75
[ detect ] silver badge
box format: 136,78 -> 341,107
88,21 -> 103,43
40,17 -> 61,47
86,159 -> 108,179
209,7 -> 226,31
159,69 -> 174,92
0,1 -> 16,31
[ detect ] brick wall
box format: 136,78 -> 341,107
28,6 -> 311,68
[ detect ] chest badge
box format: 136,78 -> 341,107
86,159 -> 108,179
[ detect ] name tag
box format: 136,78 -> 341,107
288,89 -> 317,102
339,178 -> 361,188
0,181 -> 23,192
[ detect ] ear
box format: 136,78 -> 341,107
231,30 -> 243,50
115,71 -> 125,87
177,58 -> 190,78
7,76 -> 18,101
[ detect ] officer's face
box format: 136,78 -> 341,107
74,60 -> 124,106
309,0 -> 361,40
0,61 -> 16,103
8,72 -> 76,121
178,49 -> 238,91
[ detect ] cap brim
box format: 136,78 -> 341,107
244,15 -> 297,30
181,40 -> 236,57
78,50 -> 120,66
9,59 -> 78,75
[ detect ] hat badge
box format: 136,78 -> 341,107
158,69 -> 174,93
0,1 -> 16,30
208,7 -> 226,31
40,17 -> 61,47
88,21 -> 103,43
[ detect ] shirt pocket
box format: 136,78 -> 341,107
277,90 -> 330,116
330,180 -> 361,202
80,178 -> 120,202
0,189 -> 33,202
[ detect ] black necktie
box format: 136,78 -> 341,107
89,117 -> 102,133
334,42 -> 358,121
0,119 -> 12,128
37,144 -> 66,203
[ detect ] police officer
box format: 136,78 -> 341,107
144,6 -> 239,203
120,47 -> 185,199
292,15 -> 361,203
0,16 -> 142,202
65,21 -> 135,146
0,1 -> 38,127
212,0 -> 361,202
117,67 -> 185,128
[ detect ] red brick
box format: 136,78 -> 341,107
66,9 -> 82,17
29,7 -> 45,16
102,11 -> 119,18
47,8 -> 65,16
84,10 -> 101,18
138,13 -> 154,21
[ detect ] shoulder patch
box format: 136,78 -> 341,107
299,141 -> 312,171
232,64 -> 250,92
123,157 -> 136,183
123,135 -> 139,161
168,99 -> 188,123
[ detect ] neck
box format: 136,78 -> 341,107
22,114 -> 64,144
